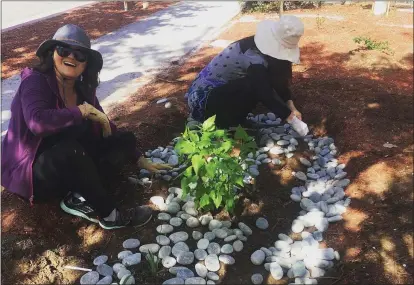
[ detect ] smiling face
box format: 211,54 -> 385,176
53,45 -> 87,79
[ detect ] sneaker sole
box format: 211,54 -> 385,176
98,214 -> 153,230
60,200 -> 99,223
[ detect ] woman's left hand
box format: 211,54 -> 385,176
138,157 -> 173,173
292,109 -> 303,121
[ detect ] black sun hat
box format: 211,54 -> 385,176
36,24 -> 103,70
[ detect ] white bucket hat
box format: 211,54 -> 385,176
254,15 -> 304,64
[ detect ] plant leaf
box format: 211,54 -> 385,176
202,115 -> 216,132
175,140 -> 196,155
191,154 -> 205,176
199,194 -> 210,208
234,125 -> 249,141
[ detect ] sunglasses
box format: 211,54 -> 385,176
55,45 -> 88,63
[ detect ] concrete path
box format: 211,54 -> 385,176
1,1 -> 241,137
1,1 -> 95,31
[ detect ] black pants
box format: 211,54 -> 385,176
32,132 -> 137,217
204,65 -> 291,129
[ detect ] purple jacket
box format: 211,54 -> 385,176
1,67 -> 118,203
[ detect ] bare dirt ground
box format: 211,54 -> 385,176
1,3 -> 413,285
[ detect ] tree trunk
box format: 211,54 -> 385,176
279,0 -> 284,16
123,1 -> 128,11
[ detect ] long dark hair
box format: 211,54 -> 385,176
33,46 -> 101,103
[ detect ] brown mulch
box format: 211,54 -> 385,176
1,1 -> 174,80
1,4 -> 413,285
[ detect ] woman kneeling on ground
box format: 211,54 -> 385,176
1,24 -> 171,230
186,15 -> 309,136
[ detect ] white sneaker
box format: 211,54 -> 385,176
287,115 -> 309,137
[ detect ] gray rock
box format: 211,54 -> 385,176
209,220 -> 222,231
300,158 -> 312,167
170,232 -> 189,244
185,277 -> 206,285
207,242 -> 221,255
200,215 -> 213,226
122,253 -> 141,266
172,242 -> 190,257
238,222 -> 253,236
206,272 -> 219,281
261,247 -> 273,257
269,146 -> 285,155
156,235 -> 171,246
176,268 -> 195,279
194,249 -> 208,261
251,250 -> 266,265
255,217 -> 269,230
212,228 -> 227,239
309,192 -> 321,203
221,244 -> 233,254
249,167 -> 260,177
118,251 -> 133,260
163,175 -> 173,181
168,155 -> 179,166
139,243 -> 160,254
120,274 -> 135,285
277,140 -> 290,146
219,254 -> 235,265
223,235 -> 237,242
292,261 -> 307,277
290,194 -> 302,202
185,207 -> 198,216
204,232 -> 216,241
192,231 -> 203,241
312,231 -> 323,242
162,256 -> 177,268
237,235 -> 248,242
315,218 -> 329,232
270,262 -> 284,280
195,263 -> 208,278
117,268 -> 132,280
80,271 -> 100,285
113,263 -> 126,274
205,254 -> 220,272
186,217 -> 200,228
97,264 -> 113,277
295,172 -> 307,181
197,239 -> 209,250
176,251 -> 194,265
167,202 -> 181,214
158,213 -> 171,221
96,276 -> 113,285
170,217 -> 183,227
233,240 -> 244,252
162,277 -> 185,285
157,224 -> 174,234
93,255 -> 109,266
251,273 -> 263,285
159,246 -> 172,259
291,219 -> 304,233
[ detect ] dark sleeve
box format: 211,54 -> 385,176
267,58 -> 293,102
247,64 -> 291,119
20,74 -> 83,137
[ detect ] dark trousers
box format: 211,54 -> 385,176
204,65 -> 291,129
32,132 -> 137,217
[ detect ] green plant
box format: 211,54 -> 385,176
145,251 -> 160,276
174,115 -> 257,213
353,36 -> 394,54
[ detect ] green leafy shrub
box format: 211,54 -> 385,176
174,115 -> 257,213
353,36 -> 394,54
240,1 -> 322,13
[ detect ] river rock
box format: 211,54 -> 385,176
255,217 -> 269,230
295,172 -> 307,181
251,273 -> 263,285
157,224 -> 174,234
194,249 -> 208,260
185,277 -> 206,285
251,250 -> 266,265
205,254 -> 220,272
270,262 -> 284,280
117,268 -> 131,280
197,239 -> 209,250
292,261 -> 307,277
167,202 -> 181,214
168,155 -> 179,166
172,242 -> 190,257
219,254 -> 235,265
207,242 -> 221,255
158,213 -> 171,221
204,232 -> 216,241
113,263 -> 126,274
221,244 -> 233,254
97,264 -> 113,276
93,255 -> 108,266
159,246 -> 172,259
209,220 -> 222,231
122,253 -> 141,266
96,276 -> 112,285
206,272 -> 219,281
156,235 -> 171,246
170,217 -> 183,227
139,243 -> 160,254
233,240 -> 244,252
176,268 -> 195,279
199,215 -> 213,225
80,271 -> 99,285
161,256 -> 177,269
291,219 -> 305,233
195,263 -> 208,278
170,232 -> 189,244
212,228 -> 227,239
163,277 -> 185,285
118,250 -> 133,260
278,233 -> 293,244
238,222 -> 252,236
176,251 -> 194,265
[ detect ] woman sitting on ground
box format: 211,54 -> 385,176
185,15 -> 309,136
1,24 -> 171,230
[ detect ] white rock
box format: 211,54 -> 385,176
219,254 -> 235,265
192,231 -> 203,241
139,243 -> 160,254
275,240 -> 291,252
177,251 -> 194,265
170,232 -> 189,244
315,218 -> 329,232
233,240 -> 244,252
195,263 -> 208,278
221,244 -> 234,254
310,266 -> 325,278
122,253 -> 141,266
163,277 -> 185,285
211,228 -> 227,239
199,215 -> 213,226
118,251 -> 133,260
113,263 -> 126,274
209,220 -> 222,231
157,224 -> 174,234
156,235 -> 171,246
278,233 -> 293,244
172,242 -> 190,257
207,272 -> 219,281
270,262 -> 284,280
204,232 -> 216,241
327,215 -> 343,222
159,246 -> 172,259
158,213 -> 171,221
162,256 -> 177,268
117,268 -> 131,280
251,250 -> 266,265
197,239 -> 209,250
292,219 -> 305,233
80,271 -> 99,285
97,264 -> 113,276
205,254 -> 220,272
194,249 -> 208,260
150,196 -> 165,208
170,217 -> 183,227
93,255 -> 108,266
292,261 -> 307,277
261,247 -> 273,257
186,217 -> 200,228
207,242 -> 221,255
185,277 -> 206,285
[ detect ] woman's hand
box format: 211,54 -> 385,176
137,157 -> 173,174
291,109 -> 303,121
78,102 -> 112,137
286,100 -> 303,121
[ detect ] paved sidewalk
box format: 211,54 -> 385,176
1,1 -> 241,136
